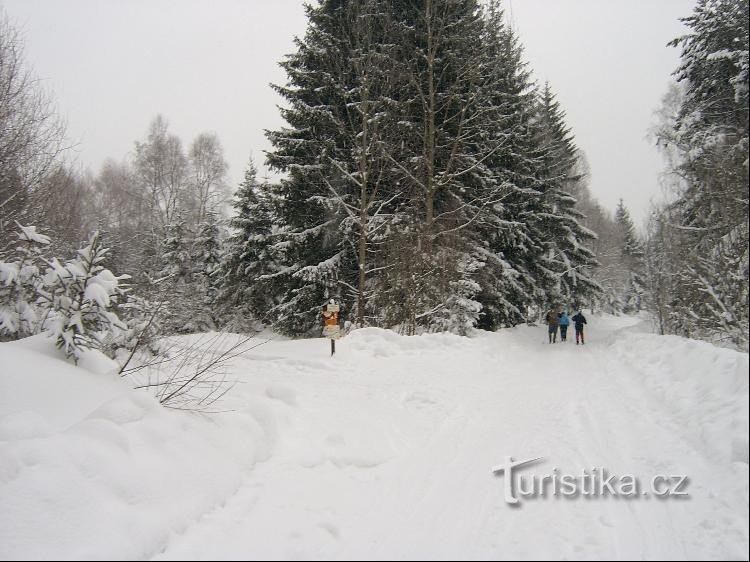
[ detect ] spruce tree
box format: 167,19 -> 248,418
258,0 -> 608,336
0,225 -> 50,339
532,83 -> 600,310
216,161 -> 278,330
472,6 -> 548,329
378,0 -> 498,334
651,0 -> 749,349
266,1 -> 378,334
189,211 -> 222,331
614,199 -> 645,313
155,216 -> 192,332
41,231 -> 126,362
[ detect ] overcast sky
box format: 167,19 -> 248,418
3,0 -> 695,226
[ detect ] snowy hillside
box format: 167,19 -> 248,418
1,316 -> 748,560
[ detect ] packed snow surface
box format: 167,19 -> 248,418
1,315 -> 748,560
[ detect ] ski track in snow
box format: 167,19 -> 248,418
146,317 -> 748,561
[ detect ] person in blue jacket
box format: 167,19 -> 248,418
572,310 -> 587,345
558,311 -> 571,342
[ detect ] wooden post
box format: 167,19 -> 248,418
323,300 -> 341,358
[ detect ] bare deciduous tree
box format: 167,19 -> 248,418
0,11 -> 68,240
188,132 -> 229,224
134,115 -> 188,231
120,332 -> 271,412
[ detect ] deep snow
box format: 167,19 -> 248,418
1,315 -> 748,560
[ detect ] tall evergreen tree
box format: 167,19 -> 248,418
255,0 -> 606,336
189,211 -> 223,330
651,0 -> 749,349
154,216 -> 192,332
216,161 -> 279,330
530,82 -> 600,310
265,0 -> 400,335
469,2 -> 545,329
613,199 -> 645,313
378,0 -> 508,334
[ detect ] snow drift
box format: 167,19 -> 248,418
1,316 -> 747,560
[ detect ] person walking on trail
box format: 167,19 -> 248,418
558,311 -> 571,342
572,310 -> 587,345
546,307 -> 560,344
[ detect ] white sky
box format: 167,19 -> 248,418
3,0 -> 695,226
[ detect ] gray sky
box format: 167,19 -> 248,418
3,0 -> 695,226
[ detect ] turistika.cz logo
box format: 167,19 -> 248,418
491,456 -> 689,505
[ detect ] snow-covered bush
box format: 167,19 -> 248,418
120,332 -> 261,411
0,225 -> 50,340
40,231 -> 127,361
103,294 -> 167,367
1,225 -> 129,361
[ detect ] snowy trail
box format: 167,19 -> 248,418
152,317 -> 748,560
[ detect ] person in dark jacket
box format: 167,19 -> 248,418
558,311 -> 570,342
546,307 -> 560,344
572,310 -> 587,345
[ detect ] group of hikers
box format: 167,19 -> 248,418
545,307 -> 587,345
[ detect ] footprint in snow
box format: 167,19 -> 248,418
318,522 -> 340,540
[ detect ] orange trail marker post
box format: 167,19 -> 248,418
322,300 -> 341,357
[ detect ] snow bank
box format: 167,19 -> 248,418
1,319 -> 747,560
344,326 -> 466,358
605,326 -> 749,466
0,335 -> 278,560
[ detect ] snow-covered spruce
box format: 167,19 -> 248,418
39,231 -> 126,361
0,225 -> 51,340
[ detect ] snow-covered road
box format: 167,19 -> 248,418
1,315 -> 747,560
152,316 -> 748,560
